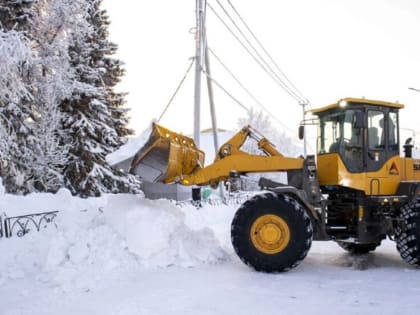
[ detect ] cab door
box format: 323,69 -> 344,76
366,110 -> 399,194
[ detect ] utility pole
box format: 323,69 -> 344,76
194,1 -> 224,199
193,0 -> 205,147
204,39 -> 225,199
204,44 -> 219,153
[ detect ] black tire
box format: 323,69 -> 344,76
396,200 -> 420,268
336,241 -> 380,254
231,192 -> 313,273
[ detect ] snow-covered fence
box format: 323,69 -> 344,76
176,193 -> 254,208
0,211 -> 58,238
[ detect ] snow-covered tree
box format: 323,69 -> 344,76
0,1 -> 34,193
61,0 -> 140,196
1,0 -> 91,193
0,0 -> 138,195
0,0 -> 33,31
90,5 -> 133,139
15,0 -> 89,193
0,30 -> 32,105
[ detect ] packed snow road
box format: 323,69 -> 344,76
1,190 -> 420,314
2,241 -> 420,315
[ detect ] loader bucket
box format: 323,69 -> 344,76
129,123 -> 205,183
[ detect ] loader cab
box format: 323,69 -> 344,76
311,98 -> 403,190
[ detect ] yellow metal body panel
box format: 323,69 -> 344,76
400,158 -> 420,181
182,155 -> 303,186
309,97 -> 404,115
317,154 -> 420,195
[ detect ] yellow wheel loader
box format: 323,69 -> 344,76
130,97 -> 420,272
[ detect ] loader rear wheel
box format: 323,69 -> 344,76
336,241 -> 380,254
231,193 -> 313,273
396,200 -> 420,268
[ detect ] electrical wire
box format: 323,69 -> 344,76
208,46 -> 295,135
157,58 -> 195,122
225,0 -> 309,104
206,2 -> 302,103
202,68 -> 251,113
208,0 -> 306,104
214,0 -> 305,103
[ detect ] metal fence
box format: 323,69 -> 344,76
176,192 -> 255,208
0,211 -> 58,239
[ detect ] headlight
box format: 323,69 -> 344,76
339,100 -> 347,108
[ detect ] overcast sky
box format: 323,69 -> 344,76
103,0 -> 420,144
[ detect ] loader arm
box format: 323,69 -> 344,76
215,125 -> 284,160
180,154 -> 303,186
130,123 -> 303,186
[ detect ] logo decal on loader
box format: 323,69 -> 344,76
389,162 -> 399,175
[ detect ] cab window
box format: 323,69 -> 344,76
388,112 -> 398,150
367,110 -> 384,150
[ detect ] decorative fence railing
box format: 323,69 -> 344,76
176,192 -> 255,208
0,211 -> 59,238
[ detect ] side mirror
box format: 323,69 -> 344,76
298,125 -> 304,140
353,111 -> 365,129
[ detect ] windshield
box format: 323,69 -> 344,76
317,110 -> 357,154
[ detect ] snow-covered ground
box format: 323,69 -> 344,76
1,186 -> 420,315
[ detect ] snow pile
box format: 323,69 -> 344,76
0,188 -> 228,291
104,195 -> 228,268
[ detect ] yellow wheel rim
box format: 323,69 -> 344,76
250,214 -> 290,254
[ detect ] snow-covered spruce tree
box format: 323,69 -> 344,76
0,1 -> 35,193
18,0 -> 89,193
61,0 -> 140,196
0,0 -> 33,31
90,5 -> 133,139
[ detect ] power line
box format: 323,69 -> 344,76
208,46 -> 295,135
208,0 -> 306,104
157,58 -> 195,122
214,0 -> 305,103
202,68 -> 251,113
206,1 -> 304,103
225,0 -> 308,104
208,47 -> 262,107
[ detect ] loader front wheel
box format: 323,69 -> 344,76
231,193 -> 313,273
396,200 -> 420,268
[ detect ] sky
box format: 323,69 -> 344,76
102,0 -> 420,146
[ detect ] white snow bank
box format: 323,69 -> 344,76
0,187 -> 105,216
104,195 -> 228,267
0,188 -> 228,291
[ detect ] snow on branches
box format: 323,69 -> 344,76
0,0 -> 138,195
0,30 -> 32,105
